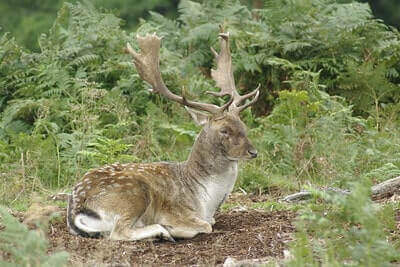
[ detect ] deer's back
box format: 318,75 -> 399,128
70,162 -> 188,218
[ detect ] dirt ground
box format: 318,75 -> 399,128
44,195 -> 295,266
8,192 -> 400,265
48,210 -> 295,266
1,193 -> 295,266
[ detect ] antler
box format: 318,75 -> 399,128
208,28 -> 260,115
126,33 -> 232,115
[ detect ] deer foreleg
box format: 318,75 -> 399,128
164,217 -> 212,239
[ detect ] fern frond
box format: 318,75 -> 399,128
70,54 -> 100,67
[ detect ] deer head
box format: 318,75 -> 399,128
125,27 -> 259,162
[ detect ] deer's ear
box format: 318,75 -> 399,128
185,107 -> 210,126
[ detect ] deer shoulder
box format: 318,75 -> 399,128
67,28 -> 259,241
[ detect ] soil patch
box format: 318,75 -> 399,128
48,210 -> 295,265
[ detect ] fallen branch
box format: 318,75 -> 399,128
282,176 -> 400,203
281,191 -> 315,203
371,176 -> 400,199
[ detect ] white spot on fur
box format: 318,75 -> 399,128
96,191 -> 105,197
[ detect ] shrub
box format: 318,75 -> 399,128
0,207 -> 69,266
288,180 -> 399,266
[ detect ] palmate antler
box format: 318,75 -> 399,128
209,27 -> 260,115
125,29 -> 259,115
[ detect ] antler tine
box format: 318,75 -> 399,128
234,85 -> 260,114
126,33 -> 229,115
209,27 -> 260,115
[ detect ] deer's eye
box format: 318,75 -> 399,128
220,129 -> 229,136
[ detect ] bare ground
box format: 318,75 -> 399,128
2,193 -> 296,265
44,196 -> 295,266
48,209 -> 295,266
46,192 -> 400,266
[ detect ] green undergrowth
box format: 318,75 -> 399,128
288,181 -> 400,266
0,0 -> 400,264
0,207 -> 69,266
238,86 -> 400,196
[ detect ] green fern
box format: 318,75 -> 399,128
0,206 -> 69,266
78,136 -> 137,165
288,180 -> 400,266
69,54 -> 100,67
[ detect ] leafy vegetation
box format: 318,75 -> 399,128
289,182 -> 400,266
0,207 -> 69,266
1,0 -> 399,264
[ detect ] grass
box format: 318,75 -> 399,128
221,200 -> 303,213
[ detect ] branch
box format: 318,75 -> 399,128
281,176 -> 400,203
371,176 -> 400,200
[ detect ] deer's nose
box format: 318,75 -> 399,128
248,148 -> 258,158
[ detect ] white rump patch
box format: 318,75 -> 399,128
74,211 -> 116,233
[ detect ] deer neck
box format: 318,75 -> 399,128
179,129 -> 238,220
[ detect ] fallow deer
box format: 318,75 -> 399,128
67,28 -> 259,241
